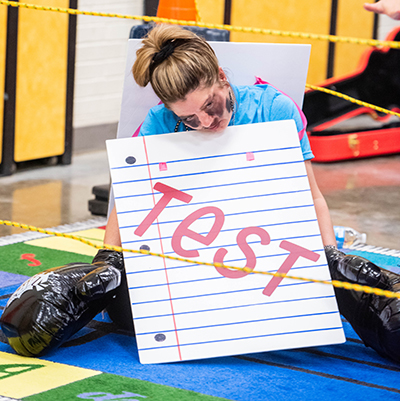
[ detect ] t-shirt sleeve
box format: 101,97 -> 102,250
138,109 -> 166,137
268,92 -> 314,161
268,92 -> 303,132
299,133 -> 314,161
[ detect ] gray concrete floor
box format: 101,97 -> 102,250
0,150 -> 399,250
0,150 -> 110,237
313,154 -> 400,250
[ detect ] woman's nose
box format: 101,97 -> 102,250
198,111 -> 214,128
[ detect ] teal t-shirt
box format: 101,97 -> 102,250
138,84 -> 314,160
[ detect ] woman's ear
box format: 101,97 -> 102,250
218,66 -> 227,81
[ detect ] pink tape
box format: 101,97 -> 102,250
159,162 -> 168,171
246,152 -> 255,161
132,123 -> 143,137
132,100 -> 163,137
254,77 -> 307,140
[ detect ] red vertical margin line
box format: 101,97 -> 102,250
142,136 -> 182,361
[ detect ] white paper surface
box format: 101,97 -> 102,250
107,121 -> 345,364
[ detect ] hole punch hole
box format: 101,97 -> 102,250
140,245 -> 150,252
125,156 -> 136,165
246,152 -> 255,161
159,162 -> 168,171
155,333 -> 166,342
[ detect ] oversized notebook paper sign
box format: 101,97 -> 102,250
106,120 -> 345,364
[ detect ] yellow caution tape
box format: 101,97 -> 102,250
1,219 -> 399,300
1,1 -> 400,49
2,1 -> 400,118
1,5 -> 399,302
305,84 -> 400,119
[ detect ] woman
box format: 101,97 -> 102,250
100,24 -> 399,363
104,24 -> 337,249
2,25 -> 399,361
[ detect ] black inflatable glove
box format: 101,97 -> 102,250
0,252 -> 124,357
93,249 -> 134,333
325,245 -> 400,363
80,249 -> 124,301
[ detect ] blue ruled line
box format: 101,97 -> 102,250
117,188 -> 311,216
138,326 -> 343,352
130,278 -> 330,297
131,275 -> 225,290
120,203 -> 314,230
127,262 -> 326,277
136,311 -> 339,336
114,174 -> 308,200
133,295 -> 336,321
111,146 -> 301,170
130,281 -> 314,306
123,234 -> 322,261
123,218 -> 318,245
113,160 -> 304,185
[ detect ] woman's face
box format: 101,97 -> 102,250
169,70 -> 232,132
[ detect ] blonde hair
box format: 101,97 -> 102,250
132,25 -> 220,107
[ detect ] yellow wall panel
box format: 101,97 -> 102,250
334,0 -> 375,77
196,0 -> 225,24
230,0 -> 332,84
0,5 -> 7,164
14,0 -> 69,162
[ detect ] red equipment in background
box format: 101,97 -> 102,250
303,27 -> 400,162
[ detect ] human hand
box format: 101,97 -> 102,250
364,0 -> 400,20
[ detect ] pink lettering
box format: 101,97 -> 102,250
171,207 -> 225,257
263,240 -> 320,296
134,182 -> 192,237
214,227 -> 270,278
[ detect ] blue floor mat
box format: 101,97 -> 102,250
1,244 -> 399,400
